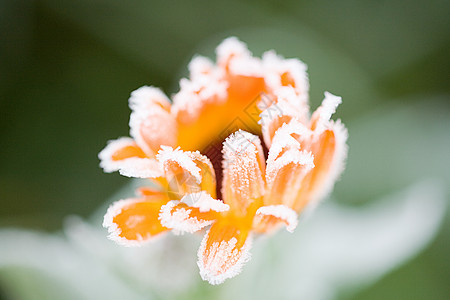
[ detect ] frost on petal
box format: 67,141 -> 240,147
181,191 -> 229,213
215,37 -> 260,75
253,205 -> 299,233
157,146 -> 202,182
188,55 -> 215,79
157,146 -> 216,199
98,137 -> 146,173
128,86 -> 171,113
265,148 -> 315,210
186,152 -> 217,198
310,91 -> 342,133
158,200 -> 215,234
260,87 -> 310,147
294,92 -> 346,212
295,120 -> 348,212
222,130 -> 265,216
198,221 -> 252,285
98,137 -> 163,178
159,192 -> 228,234
129,98 -> 177,157
118,157 -> 164,179
172,74 -> 228,125
266,120 -> 311,164
103,197 -> 169,247
262,50 -> 309,96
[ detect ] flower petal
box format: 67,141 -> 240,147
198,221 -> 252,285
99,137 -> 145,172
309,91 -> 342,132
184,147 -> 218,199
103,195 -> 170,247
216,37 -> 263,77
260,87 -> 309,147
129,85 -> 171,112
253,205 -> 299,233
265,147 -> 315,209
98,137 -> 163,178
188,55 -> 215,79
290,92 -> 347,212
262,50 -> 309,96
159,192 -> 229,234
159,200 -> 214,234
264,122 -> 315,209
221,130 -> 265,217
129,86 -> 177,156
296,120 -> 348,212
172,72 -> 228,125
157,146 -> 217,199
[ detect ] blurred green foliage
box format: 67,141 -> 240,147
1,0 -> 449,299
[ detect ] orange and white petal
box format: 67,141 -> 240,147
186,152 -> 217,198
198,221 -> 252,285
157,146 -> 202,183
265,121 -> 315,208
103,197 -> 169,247
216,37 -> 263,76
98,137 -> 163,178
159,200 -> 214,234
157,146 -> 216,198
221,130 -> 265,216
129,88 -> 177,156
172,75 -> 228,125
296,120 -> 348,212
136,186 -> 164,197
266,120 -> 311,163
262,50 -> 309,96
181,191 -> 229,213
159,192 -> 229,234
117,157 -> 164,178
128,85 -> 171,112
260,87 -> 309,147
99,137 -> 145,173
265,146 -> 315,209
188,55 -> 216,79
253,205 -> 298,233
310,91 -> 342,132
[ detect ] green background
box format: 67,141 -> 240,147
1,0 -> 449,299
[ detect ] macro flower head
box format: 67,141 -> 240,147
99,37 -> 348,284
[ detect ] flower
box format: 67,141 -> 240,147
99,37 -> 348,284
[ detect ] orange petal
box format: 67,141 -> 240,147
176,38 -> 266,151
129,86 -> 177,156
103,195 -> 170,246
264,122 -> 315,209
216,37 -> 263,76
198,220 -> 252,285
262,50 -> 309,96
159,192 -> 229,234
253,205 -> 298,233
98,137 -> 163,178
172,69 -> 228,125
175,74 -> 265,151
260,87 -> 309,147
265,148 -> 314,209
221,130 -> 265,217
137,186 -> 164,197
157,146 -> 216,199
187,151 -> 217,198
129,85 -> 171,112
295,120 -> 348,212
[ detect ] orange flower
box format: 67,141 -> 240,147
100,37 -> 348,284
